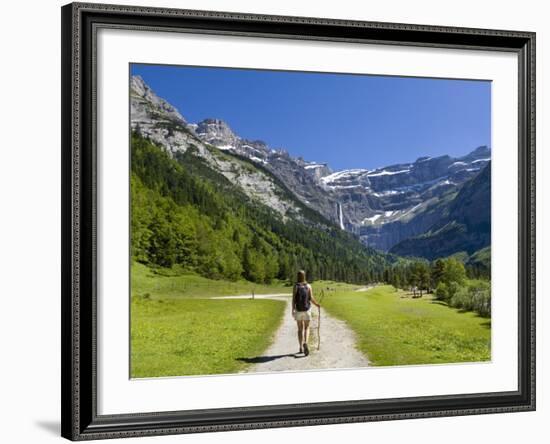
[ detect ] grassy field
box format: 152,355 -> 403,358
131,262 -> 292,300
131,295 -> 286,377
322,285 -> 491,366
131,262 -> 491,376
130,262 -> 291,377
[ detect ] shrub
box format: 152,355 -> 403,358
449,286 -> 470,310
437,281 -> 460,302
435,282 -> 449,301
448,281 -> 460,300
448,280 -> 491,317
468,281 -> 491,317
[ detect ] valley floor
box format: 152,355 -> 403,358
213,294 -> 370,373
131,265 -> 491,378
321,285 -> 491,366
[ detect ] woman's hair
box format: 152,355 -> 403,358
297,270 -> 306,283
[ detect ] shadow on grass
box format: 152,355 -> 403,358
456,308 -> 492,320
236,354 -> 295,364
428,300 -> 492,325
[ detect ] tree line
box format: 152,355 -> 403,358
131,133 -> 390,285
383,257 -> 490,317
131,132 -> 491,317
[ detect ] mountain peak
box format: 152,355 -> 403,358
196,118 -> 239,148
130,75 -> 186,125
471,145 -> 490,155
129,75 -> 490,256
130,75 -> 147,95
460,145 -> 491,162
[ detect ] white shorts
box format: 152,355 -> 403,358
294,310 -> 312,321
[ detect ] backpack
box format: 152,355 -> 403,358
295,283 -> 311,311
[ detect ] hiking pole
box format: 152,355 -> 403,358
317,290 -> 324,351
317,304 -> 321,351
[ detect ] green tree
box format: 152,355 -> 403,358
431,259 -> 445,289
435,282 -> 449,301
130,132 -> 393,285
418,263 -> 431,296
243,244 -> 266,283
393,273 -> 402,291
442,258 -> 467,286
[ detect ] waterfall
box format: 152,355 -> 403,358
337,202 -> 345,230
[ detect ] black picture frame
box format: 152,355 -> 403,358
61,2 -> 536,440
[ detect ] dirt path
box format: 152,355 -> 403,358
213,294 -> 370,373
355,285 -> 375,292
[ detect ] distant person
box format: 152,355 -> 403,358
292,270 -> 321,356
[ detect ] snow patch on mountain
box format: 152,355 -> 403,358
321,169 -> 369,183
363,214 -> 381,224
367,168 -> 411,177
304,163 -> 326,170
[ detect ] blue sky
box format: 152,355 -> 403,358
131,64 -> 491,171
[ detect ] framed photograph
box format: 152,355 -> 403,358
61,2 -> 536,440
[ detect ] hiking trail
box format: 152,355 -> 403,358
213,293 -> 370,373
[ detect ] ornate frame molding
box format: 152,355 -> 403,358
61,2 -> 535,440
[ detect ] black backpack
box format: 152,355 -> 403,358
295,283 -> 311,311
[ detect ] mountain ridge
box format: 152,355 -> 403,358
130,75 -> 491,257
390,163 -> 491,260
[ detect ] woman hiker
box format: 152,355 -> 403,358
292,270 -> 321,356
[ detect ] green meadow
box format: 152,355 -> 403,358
131,295 -> 285,377
131,263 -> 491,377
321,285 -> 491,366
132,262 -> 291,300
130,262 -> 289,378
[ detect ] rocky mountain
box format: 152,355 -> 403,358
390,163 -> 491,259
131,76 -> 308,223
129,76 -> 391,284
329,147 -> 490,251
130,75 -> 491,259
130,75 -> 343,225
195,115 -> 491,253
